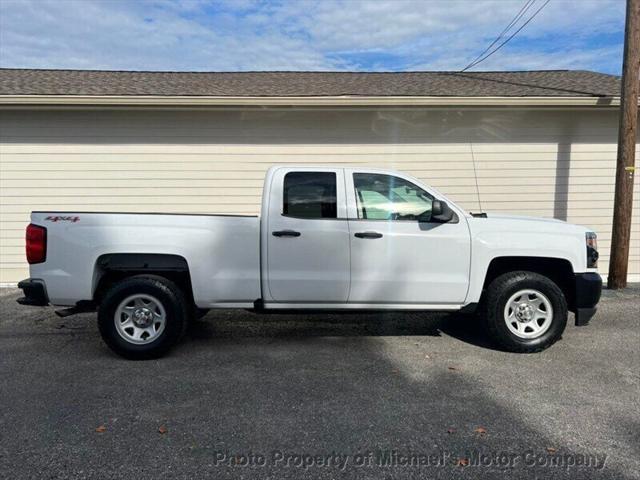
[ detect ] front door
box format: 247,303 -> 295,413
266,168 -> 350,303
346,170 -> 470,305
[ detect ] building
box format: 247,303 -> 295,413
0,69 -> 638,284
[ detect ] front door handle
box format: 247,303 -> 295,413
272,230 -> 301,238
354,231 -> 383,239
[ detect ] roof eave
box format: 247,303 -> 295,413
0,94 -> 621,107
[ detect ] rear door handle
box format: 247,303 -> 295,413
354,231 -> 383,239
272,230 -> 301,238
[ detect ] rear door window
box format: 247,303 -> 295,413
283,172 -> 337,219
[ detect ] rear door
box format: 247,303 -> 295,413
265,168 -> 350,303
345,169 -> 471,305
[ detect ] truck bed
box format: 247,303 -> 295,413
29,211 -> 261,307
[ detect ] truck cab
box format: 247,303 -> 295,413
262,166 -> 470,307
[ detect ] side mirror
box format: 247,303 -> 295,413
430,200 -> 455,223
431,200 -> 443,217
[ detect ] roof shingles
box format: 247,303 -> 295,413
0,69 -> 621,98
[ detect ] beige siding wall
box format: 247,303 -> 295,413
1,108 -> 638,283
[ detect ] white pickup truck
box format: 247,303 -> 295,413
18,165 -> 602,359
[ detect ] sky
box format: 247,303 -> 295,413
0,0 -> 626,74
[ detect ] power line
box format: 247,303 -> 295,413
463,0 -> 537,71
500,0 -> 537,36
462,0 -> 551,71
461,0 -> 552,72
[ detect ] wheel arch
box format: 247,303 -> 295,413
480,256 -> 576,312
92,253 -> 193,304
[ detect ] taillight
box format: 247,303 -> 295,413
26,224 -> 47,264
586,232 -> 598,268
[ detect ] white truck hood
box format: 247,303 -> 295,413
468,212 -> 593,236
482,213 -> 565,224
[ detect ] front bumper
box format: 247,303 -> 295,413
574,273 -> 602,326
16,278 -> 49,306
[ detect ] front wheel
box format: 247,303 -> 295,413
98,275 -> 188,359
484,271 -> 568,353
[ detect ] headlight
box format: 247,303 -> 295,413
586,232 -> 598,268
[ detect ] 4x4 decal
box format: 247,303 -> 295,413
45,216 -> 80,223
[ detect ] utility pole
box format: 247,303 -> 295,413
608,0 -> 640,289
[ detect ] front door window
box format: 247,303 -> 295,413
353,173 -> 434,221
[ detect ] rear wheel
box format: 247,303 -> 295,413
98,275 -> 188,359
484,271 -> 567,353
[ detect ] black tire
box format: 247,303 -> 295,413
98,275 -> 188,359
483,271 -> 568,353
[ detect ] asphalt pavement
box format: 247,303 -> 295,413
0,286 -> 638,479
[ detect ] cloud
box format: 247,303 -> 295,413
0,0 -> 625,73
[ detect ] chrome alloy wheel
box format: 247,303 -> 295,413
114,294 -> 166,345
503,289 -> 553,339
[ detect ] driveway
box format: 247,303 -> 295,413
0,287 -> 638,479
